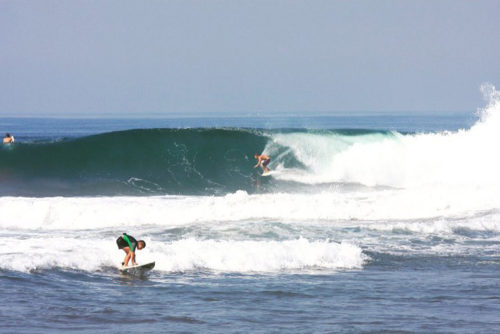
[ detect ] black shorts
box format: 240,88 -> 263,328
117,234 -> 138,251
116,237 -> 128,249
262,159 -> 270,167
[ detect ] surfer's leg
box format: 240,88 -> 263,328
123,251 -> 132,267
262,159 -> 270,172
122,248 -> 131,266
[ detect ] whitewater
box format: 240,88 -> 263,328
1,85 -> 499,333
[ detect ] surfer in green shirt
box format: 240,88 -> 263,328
116,233 -> 146,267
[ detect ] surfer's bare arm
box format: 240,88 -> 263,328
130,252 -> 137,266
254,157 -> 262,168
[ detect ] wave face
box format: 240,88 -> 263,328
268,90 -> 500,192
0,127 -> 392,196
0,128 -> 270,196
1,85 -> 499,198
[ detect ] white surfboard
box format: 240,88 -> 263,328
262,171 -> 275,177
119,261 -> 155,275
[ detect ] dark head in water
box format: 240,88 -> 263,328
3,133 -> 14,144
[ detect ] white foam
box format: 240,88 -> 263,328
1,185 -> 500,230
151,238 -> 364,273
268,84 -> 500,191
0,237 -> 119,273
366,213 -> 500,235
0,235 -> 364,274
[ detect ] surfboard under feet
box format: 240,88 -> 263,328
119,261 -> 155,274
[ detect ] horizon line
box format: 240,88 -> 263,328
0,110 -> 475,119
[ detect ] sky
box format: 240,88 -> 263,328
0,0 -> 499,117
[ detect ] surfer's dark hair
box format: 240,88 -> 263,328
139,240 -> 146,248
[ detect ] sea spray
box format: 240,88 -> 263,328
270,85 -> 500,190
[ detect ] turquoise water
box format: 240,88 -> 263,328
0,127 -> 395,196
1,114 -> 499,333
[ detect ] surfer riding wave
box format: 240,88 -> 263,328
116,233 -> 146,267
254,154 -> 271,173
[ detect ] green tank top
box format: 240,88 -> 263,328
122,234 -> 136,252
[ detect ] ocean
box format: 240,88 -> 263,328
1,102 -> 499,332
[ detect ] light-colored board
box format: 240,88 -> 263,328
119,261 -> 155,275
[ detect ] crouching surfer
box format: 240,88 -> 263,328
254,154 -> 271,173
116,233 -> 146,267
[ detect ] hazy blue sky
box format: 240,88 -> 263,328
1,0 -> 499,117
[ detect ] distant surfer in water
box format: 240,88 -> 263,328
116,233 -> 146,267
254,154 -> 271,173
3,133 -> 14,144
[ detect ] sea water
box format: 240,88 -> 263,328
1,91 -> 499,333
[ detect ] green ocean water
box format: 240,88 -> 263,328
0,127 -> 393,196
